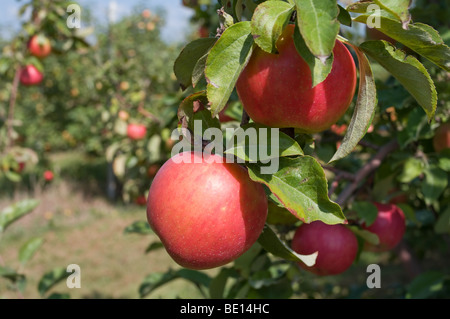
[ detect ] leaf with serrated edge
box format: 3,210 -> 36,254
247,156 -> 346,225
374,0 -> 411,27
224,123 -> 303,162
353,15 -> 450,71
251,1 -> 294,54
360,40 -> 437,120
205,21 -> 254,117
173,38 -> 217,90
294,0 -> 340,61
293,24 -> 333,87
258,224 -> 317,267
329,40 -> 377,163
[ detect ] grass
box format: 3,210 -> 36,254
0,153 -> 206,299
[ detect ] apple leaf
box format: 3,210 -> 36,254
139,269 -> 211,298
19,237 -> 44,266
173,37 -> 217,90
337,4 -> 352,27
359,40 -> 437,120
221,0 -> 259,22
250,0 -> 295,54
123,220 -> 154,235
293,24 -> 333,88
247,156 -> 346,225
434,206 -> 450,235
353,15 -> 450,71
0,199 -> 40,233
224,123 -> 303,162
38,267 -> 70,297
293,0 -> 340,62
422,166 -> 448,205
373,0 -> 411,28
205,21 -> 254,117
348,226 -> 380,245
329,41 -> 377,163
352,201 -> 378,227
257,224 -> 317,267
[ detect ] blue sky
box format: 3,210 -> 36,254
0,0 -> 194,43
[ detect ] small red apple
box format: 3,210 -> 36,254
291,221 -> 358,276
432,122 -> 450,153
20,65 -> 43,86
147,164 -> 160,178
28,35 -> 52,59
147,151 -> 268,270
236,24 -> 357,133
362,202 -> 406,252
135,195 -> 147,206
127,124 -> 147,140
44,170 -> 54,182
218,105 -> 235,123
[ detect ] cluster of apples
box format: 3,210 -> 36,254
144,24 -> 409,275
20,34 -> 52,86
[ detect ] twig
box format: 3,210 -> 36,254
336,139 -> 399,206
240,108 -> 250,127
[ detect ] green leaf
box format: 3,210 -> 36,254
337,4 -> 352,27
329,42 -> 377,163
38,267 -> 69,297
293,25 -> 333,87
359,40 -> 437,120
257,224 -> 317,266
352,201 -> 378,226
209,267 -> 239,299
19,237 -> 44,266
173,38 -> 217,90
0,265 -> 24,283
349,225 -> 380,245
247,156 -> 346,224
0,199 -> 40,233
293,0 -> 340,61
422,166 -> 448,204
224,123 -> 303,162
353,15 -> 450,71
398,157 -> 424,183
139,269 -> 211,298
406,271 -> 447,299
373,0 -> 411,27
205,21 -> 254,117
145,241 -> 164,253
434,206 -> 450,235
123,221 -> 153,235
250,1 -> 295,54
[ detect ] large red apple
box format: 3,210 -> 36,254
146,151 -> 268,270
19,65 -> 43,86
127,123 -> 147,140
291,221 -> 358,276
432,122 -> 450,153
362,202 -> 406,252
236,24 -> 357,133
28,35 -> 52,59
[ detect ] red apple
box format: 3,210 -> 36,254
362,203 -> 406,252
135,195 -> 147,206
44,170 -> 54,181
432,122 -> 450,153
19,65 -> 43,86
236,24 -> 357,133
291,221 -> 358,276
146,151 -> 268,269
147,164 -> 160,178
28,35 -> 52,59
127,124 -> 147,140
218,105 -> 235,123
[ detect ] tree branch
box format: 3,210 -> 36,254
336,139 -> 399,206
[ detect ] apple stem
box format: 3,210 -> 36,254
240,108 -> 250,126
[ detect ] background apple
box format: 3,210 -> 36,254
432,122 -> 450,153
28,34 -> 52,59
19,65 -> 43,86
43,170 -> 54,182
127,123 -> 147,140
146,151 -> 268,270
362,202 -> 406,252
236,24 -> 357,133
291,221 -> 358,276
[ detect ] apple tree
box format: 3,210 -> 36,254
136,0 -> 450,299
